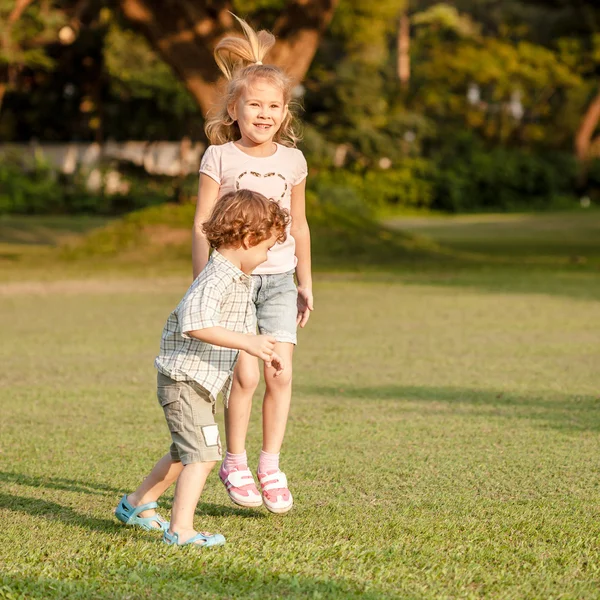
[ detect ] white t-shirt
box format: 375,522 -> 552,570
199,141 -> 308,275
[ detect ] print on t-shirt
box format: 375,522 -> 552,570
235,171 -> 288,200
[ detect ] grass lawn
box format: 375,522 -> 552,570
1,211 -> 600,598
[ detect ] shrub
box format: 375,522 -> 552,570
430,134 -> 579,212
309,159 -> 436,213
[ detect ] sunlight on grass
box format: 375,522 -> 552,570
1,271 -> 600,598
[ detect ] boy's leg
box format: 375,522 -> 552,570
224,351 -> 260,454
168,460 -> 217,543
127,453 -> 183,522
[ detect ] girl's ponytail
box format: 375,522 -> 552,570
214,14 -> 276,80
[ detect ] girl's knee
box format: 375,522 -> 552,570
266,369 -> 293,390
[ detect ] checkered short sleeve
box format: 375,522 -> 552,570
244,288 -> 257,335
179,280 -> 224,338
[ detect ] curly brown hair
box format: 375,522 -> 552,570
202,189 -> 290,250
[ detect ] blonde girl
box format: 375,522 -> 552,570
192,15 -> 313,514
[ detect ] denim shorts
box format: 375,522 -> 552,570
251,269 -> 298,345
157,371 -> 222,464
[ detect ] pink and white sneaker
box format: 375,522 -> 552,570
257,470 -> 294,514
219,465 -> 263,508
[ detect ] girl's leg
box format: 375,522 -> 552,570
261,342 -> 294,455
224,351 -> 260,455
220,352 -> 263,507
169,460 -> 217,544
257,342 -> 295,513
127,453 -> 183,522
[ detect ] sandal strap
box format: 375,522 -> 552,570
182,532 -> 210,546
164,530 -> 209,546
128,500 -> 159,519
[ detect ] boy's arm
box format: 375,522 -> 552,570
192,174 -> 220,279
290,178 -> 313,328
187,327 -> 283,374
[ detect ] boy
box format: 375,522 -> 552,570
115,189 -> 290,548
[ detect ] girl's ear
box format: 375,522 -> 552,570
283,104 -> 289,120
228,102 -> 237,122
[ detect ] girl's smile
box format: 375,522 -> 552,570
230,79 -> 288,149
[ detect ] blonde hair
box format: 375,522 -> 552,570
205,14 -> 301,147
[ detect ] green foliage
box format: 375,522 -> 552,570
431,134 -> 578,212
0,155 -> 190,216
0,1 -> 65,71
310,160 -> 436,212
411,3 -> 584,146
0,154 -> 63,214
330,0 -> 407,65
103,14 -> 196,116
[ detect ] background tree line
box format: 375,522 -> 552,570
1,0 -> 600,215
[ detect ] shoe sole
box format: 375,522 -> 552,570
228,495 -> 263,508
263,500 -> 293,514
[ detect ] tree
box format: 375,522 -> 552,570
116,0 -> 339,115
410,3 -> 584,147
0,0 -> 66,110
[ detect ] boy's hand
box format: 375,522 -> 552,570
266,352 -> 285,377
245,334 -> 277,362
296,287 -> 314,328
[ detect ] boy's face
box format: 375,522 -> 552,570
230,80 -> 287,146
242,231 -> 279,273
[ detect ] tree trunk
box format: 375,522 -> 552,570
397,11 -> 410,88
118,0 -> 339,115
575,87 -> 600,188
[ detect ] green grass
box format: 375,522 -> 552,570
1,210 -> 600,598
386,211 -> 600,263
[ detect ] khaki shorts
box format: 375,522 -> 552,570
157,371 -> 222,464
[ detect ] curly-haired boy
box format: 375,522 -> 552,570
114,189 -> 289,549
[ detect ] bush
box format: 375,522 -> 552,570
0,155 -> 194,216
309,159 -> 435,213
430,134 -> 579,212
0,156 -> 64,214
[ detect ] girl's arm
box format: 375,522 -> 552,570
290,178 -> 313,328
192,174 -> 221,279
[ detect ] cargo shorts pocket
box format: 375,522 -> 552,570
157,386 -> 183,433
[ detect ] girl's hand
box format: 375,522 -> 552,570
266,352 -> 285,377
296,287 -> 314,328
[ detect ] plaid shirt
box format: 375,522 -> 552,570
155,251 -> 255,402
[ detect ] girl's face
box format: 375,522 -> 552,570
230,79 -> 287,147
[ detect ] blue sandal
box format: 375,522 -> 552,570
115,494 -> 169,531
163,529 -> 225,548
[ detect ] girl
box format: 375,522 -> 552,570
192,15 -> 313,514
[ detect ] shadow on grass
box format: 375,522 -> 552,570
0,472 -> 121,496
0,570 -> 388,600
0,492 -> 121,533
296,384 -> 600,433
0,473 -> 265,525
